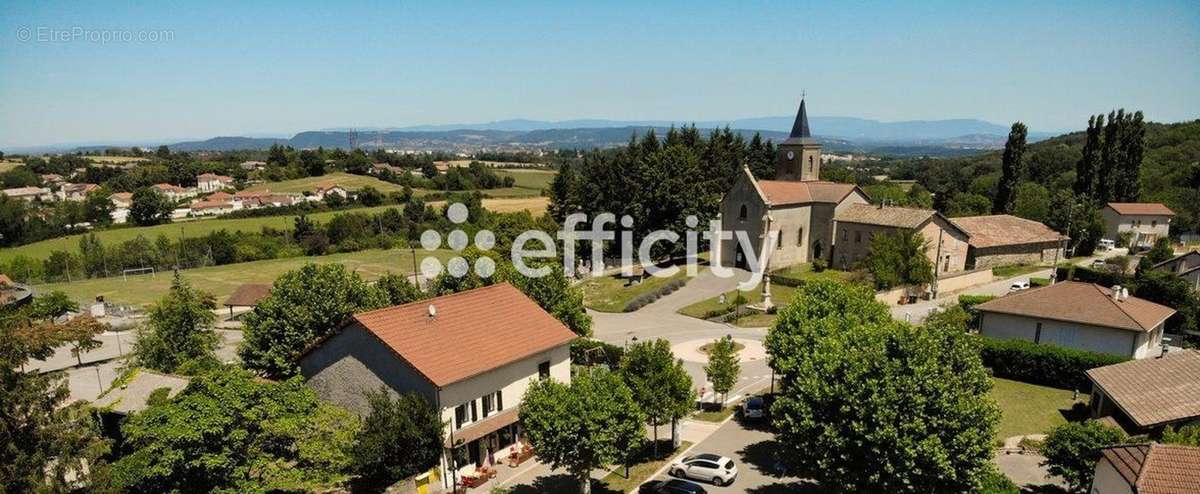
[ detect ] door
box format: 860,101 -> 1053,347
688,460 -> 720,481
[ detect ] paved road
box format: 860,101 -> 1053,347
643,416 -> 810,494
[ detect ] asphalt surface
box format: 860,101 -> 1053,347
644,416 -> 810,494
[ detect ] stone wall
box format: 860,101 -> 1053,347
969,242 -> 1063,270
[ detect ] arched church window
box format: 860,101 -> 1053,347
739,205 -> 747,221
808,156 -> 814,172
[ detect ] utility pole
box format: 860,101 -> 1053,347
931,229 -> 945,299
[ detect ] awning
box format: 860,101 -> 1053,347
445,407 -> 519,448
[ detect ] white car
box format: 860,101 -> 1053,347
670,453 -> 738,486
1091,259 -> 1107,268
1010,280 -> 1030,291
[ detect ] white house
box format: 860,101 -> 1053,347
109,192 -> 133,209
299,284 -> 576,490
3,186 -> 54,202
314,181 -> 348,201
150,183 -> 197,201
196,173 -> 234,193
1153,250 -> 1200,292
1090,443 -> 1200,494
975,281 -> 1175,359
1102,203 -> 1174,249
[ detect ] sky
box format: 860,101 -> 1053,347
1,0 -> 1198,148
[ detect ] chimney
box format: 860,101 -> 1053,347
427,304 -> 437,320
1111,285 -> 1121,302
1121,287 -> 1130,301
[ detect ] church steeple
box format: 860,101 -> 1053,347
789,98 -> 811,139
775,96 -> 822,181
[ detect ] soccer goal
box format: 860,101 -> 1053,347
122,267 -> 156,281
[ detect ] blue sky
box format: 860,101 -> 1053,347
1,0 -> 1197,148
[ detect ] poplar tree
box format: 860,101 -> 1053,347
1073,114 -> 1103,198
992,122 -> 1028,214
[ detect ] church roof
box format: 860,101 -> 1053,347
757,180 -> 859,206
790,99 -> 812,138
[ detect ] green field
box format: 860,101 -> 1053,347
496,169 -> 555,192
34,248 -> 456,307
243,172 -> 412,194
0,197 -> 548,263
990,377 -> 1085,440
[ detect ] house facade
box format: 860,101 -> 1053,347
299,284 -> 576,490
717,99 -> 870,271
196,173 -> 234,193
952,214 -> 1066,269
1153,250 -> 1200,292
1102,203 -> 1174,249
58,183 -> 99,202
1090,443 -> 1200,494
3,186 -> 54,202
831,204 -> 970,273
976,282 -> 1175,359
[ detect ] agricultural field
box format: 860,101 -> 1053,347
496,168 -> 555,192
34,248 -> 456,307
0,160 -> 22,172
87,156 -> 150,164
0,197 -> 548,263
242,172 -> 411,194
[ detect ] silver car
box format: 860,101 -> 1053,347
670,453 -> 738,486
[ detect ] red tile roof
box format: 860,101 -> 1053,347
975,281 -> 1175,332
953,214 -> 1067,248
1087,350 -> 1200,428
1100,443 -> 1200,493
755,180 -> 859,206
1107,203 -> 1175,216
350,283 -> 577,387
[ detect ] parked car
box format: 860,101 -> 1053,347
1091,258 -> 1108,268
639,479 -> 708,494
1098,239 -> 1115,251
742,396 -> 766,420
1009,280 -> 1030,291
670,453 -> 738,486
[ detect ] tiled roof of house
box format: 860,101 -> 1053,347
110,192 -> 133,202
234,190 -> 270,199
1107,203 -> 1175,216
953,214 -> 1067,248
1100,443 -> 1200,493
346,283 -> 577,387
207,191 -> 234,201
975,281 -> 1175,332
151,183 -> 185,193
1086,350 -> 1200,428
223,283 -> 272,307
190,200 -> 231,210
1152,250 -> 1200,270
3,186 -> 50,196
834,203 -> 936,229
755,180 -> 859,206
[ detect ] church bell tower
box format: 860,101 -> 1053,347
775,98 -> 822,181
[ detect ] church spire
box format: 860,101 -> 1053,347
789,98 -> 811,139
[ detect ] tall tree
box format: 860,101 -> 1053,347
767,280 -> 999,493
520,367 -> 645,494
1099,109 -> 1125,204
992,122 -> 1028,214
865,229 -> 934,290
239,263 -> 389,378
129,188 -> 173,226
703,335 -> 740,406
548,162 -> 581,223
1116,110 -> 1145,202
619,339 -> 695,457
130,273 -> 220,373
1073,114 -> 1104,198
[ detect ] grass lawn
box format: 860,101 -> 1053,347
496,169 -> 555,192
0,197 -> 547,263
579,269 -> 690,313
991,264 -> 1047,278
677,283 -> 798,328
693,404 -> 739,423
990,377 -> 1086,440
34,248 -> 456,307
698,340 -> 745,355
601,440 -> 693,493
771,263 -> 853,283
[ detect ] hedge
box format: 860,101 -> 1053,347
622,278 -> 688,312
976,336 -> 1128,391
958,295 -> 997,329
570,338 -> 624,368
1055,265 -> 1132,288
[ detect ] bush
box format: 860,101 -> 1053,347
979,468 -> 1019,494
811,259 -> 827,272
1056,265 -> 1132,288
1030,277 -> 1051,287
571,338 -> 623,368
977,336 -> 1128,390
958,295 -> 996,329
1042,421 -> 1126,493
622,278 -> 688,312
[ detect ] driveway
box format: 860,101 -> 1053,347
641,417 -> 812,494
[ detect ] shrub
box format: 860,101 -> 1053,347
570,338 -> 623,368
977,336 -> 1128,390
145,387 -> 173,408
958,295 -> 996,329
979,467 -> 1019,494
622,277 -> 689,312
1030,277 -> 1051,287
1042,421 -> 1126,492
811,259 -> 827,272
1056,265 -> 1132,288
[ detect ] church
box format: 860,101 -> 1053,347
716,99 -> 871,270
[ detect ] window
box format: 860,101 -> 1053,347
796,227 -> 804,246
1151,220 -> 1157,227
808,156 -> 814,172
495,390 -> 503,411
841,229 -> 848,241
776,232 -> 783,250
943,255 -> 951,272
455,402 -> 477,430
738,205 -> 747,221
854,231 -> 861,243
538,361 -> 551,379
1034,322 -> 1043,344
482,394 -> 495,417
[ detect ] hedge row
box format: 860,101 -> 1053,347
958,295 -> 997,329
976,336 -> 1128,391
570,338 -> 624,368
1055,265 -> 1132,288
623,278 -> 688,312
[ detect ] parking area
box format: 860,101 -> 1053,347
641,416 -> 810,494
